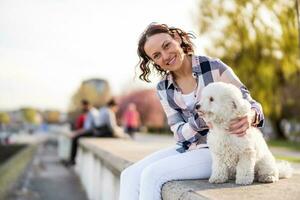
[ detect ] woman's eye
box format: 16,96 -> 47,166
153,54 -> 160,60
165,43 -> 170,48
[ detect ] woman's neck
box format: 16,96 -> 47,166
172,55 -> 192,79
171,55 -> 197,94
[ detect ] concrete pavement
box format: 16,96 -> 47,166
7,140 -> 88,200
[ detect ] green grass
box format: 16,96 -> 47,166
275,155 -> 300,163
0,144 -> 26,164
0,145 -> 36,199
267,139 -> 300,152
267,139 -> 300,163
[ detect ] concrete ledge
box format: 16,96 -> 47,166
76,138 -> 170,200
75,138 -> 300,200
57,131 -> 72,161
162,176 -> 300,200
78,138 -> 170,175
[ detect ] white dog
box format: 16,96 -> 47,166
196,82 -> 292,185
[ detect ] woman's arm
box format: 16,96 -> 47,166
214,59 -> 265,127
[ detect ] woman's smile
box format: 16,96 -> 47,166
166,56 -> 176,66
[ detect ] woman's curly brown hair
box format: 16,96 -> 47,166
137,23 -> 195,82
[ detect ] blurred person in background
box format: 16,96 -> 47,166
69,98 -> 129,165
122,103 -> 140,138
95,98 -> 129,139
75,99 -> 90,130
69,100 -> 100,165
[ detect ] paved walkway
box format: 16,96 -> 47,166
7,140 -> 88,200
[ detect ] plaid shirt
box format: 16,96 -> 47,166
156,55 -> 264,153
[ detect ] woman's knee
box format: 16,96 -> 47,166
140,164 -> 166,186
120,163 -> 142,184
121,165 -> 134,180
139,164 -> 168,200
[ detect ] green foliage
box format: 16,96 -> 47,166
21,108 -> 38,124
0,112 -> 10,124
197,0 -> 300,124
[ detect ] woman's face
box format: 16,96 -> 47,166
144,33 -> 185,72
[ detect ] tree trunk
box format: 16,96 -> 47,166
271,117 -> 286,139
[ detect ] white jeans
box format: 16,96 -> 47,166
119,146 -> 212,200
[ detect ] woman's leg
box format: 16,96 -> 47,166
139,148 -> 212,200
119,146 -> 179,200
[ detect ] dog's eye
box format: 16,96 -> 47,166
209,97 -> 214,102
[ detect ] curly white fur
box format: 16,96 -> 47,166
196,82 -> 292,185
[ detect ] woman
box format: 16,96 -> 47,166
119,23 -> 264,200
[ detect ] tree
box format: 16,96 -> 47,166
69,78 -> 112,112
118,89 -> 167,130
44,110 -> 61,124
197,0 -> 300,137
21,108 -> 38,124
0,112 -> 10,125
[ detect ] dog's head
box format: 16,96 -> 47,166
196,82 -> 251,125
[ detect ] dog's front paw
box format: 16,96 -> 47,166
258,175 -> 278,183
209,175 -> 228,184
235,177 -> 254,185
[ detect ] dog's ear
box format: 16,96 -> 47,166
235,98 -> 251,116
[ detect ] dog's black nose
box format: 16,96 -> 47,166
195,104 -> 201,110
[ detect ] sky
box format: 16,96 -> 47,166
0,0 -> 204,112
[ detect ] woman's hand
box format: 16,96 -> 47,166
206,122 -> 213,129
229,109 -> 256,137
